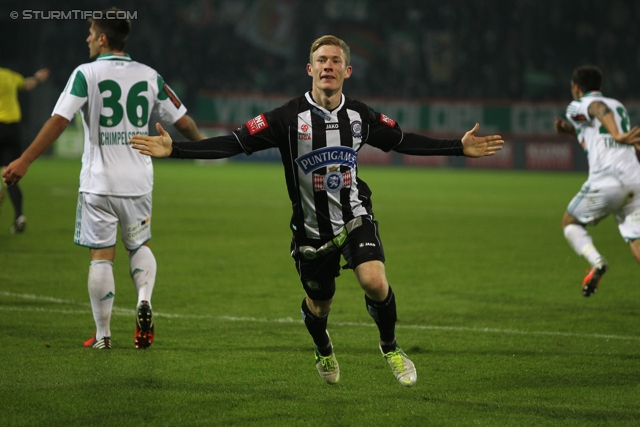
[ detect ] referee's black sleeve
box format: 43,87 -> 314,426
393,133 -> 464,156
169,134 -> 245,159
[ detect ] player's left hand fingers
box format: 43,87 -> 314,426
482,134 -> 503,142
130,136 -> 152,146
481,141 -> 504,156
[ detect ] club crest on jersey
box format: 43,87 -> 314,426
314,168 -> 352,193
246,114 -> 269,135
380,114 -> 396,128
295,146 -> 357,175
351,120 -> 362,138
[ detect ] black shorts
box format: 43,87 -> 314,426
0,123 -> 21,166
290,215 -> 385,301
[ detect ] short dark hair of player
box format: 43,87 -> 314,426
309,35 -> 351,66
571,65 -> 603,93
90,8 -> 131,52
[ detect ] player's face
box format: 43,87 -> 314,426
307,45 -> 352,96
86,23 -> 102,59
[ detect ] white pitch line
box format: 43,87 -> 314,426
2,291 -> 639,342
217,316 -> 640,342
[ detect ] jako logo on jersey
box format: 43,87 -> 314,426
380,114 -> 396,128
295,146 -> 357,175
246,114 -> 269,135
326,123 -> 339,130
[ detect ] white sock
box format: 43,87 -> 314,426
563,224 -> 604,267
129,246 -> 156,306
88,260 -> 115,339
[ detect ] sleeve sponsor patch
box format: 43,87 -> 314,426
379,113 -> 396,128
246,114 -> 269,135
163,83 -> 182,109
571,114 -> 587,122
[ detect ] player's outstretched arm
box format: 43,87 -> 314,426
2,114 -> 68,186
554,117 -> 576,136
598,111 -> 640,146
588,101 -> 640,146
460,123 -> 504,158
614,125 -> 640,147
130,123 -> 173,157
173,114 -> 207,141
23,68 -> 50,91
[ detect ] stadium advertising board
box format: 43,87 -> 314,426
356,144 -> 393,165
525,141 -> 574,170
465,142 -> 514,169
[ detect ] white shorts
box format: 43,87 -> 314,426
75,192 -> 152,250
567,177 -> 640,242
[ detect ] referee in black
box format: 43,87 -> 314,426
131,35 -> 504,387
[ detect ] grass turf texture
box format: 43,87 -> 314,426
1,158 -> 639,426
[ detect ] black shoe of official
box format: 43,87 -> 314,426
9,215 -> 26,234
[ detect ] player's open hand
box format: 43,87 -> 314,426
130,123 -> 173,157
461,123 -> 504,158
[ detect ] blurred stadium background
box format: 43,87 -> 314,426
2,0 -> 639,171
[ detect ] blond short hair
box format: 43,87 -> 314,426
309,35 -> 351,66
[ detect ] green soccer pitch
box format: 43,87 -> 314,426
1,158 -> 639,426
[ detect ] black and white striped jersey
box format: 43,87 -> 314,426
170,91 -> 464,242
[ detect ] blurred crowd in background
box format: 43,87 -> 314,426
2,0 -> 639,124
